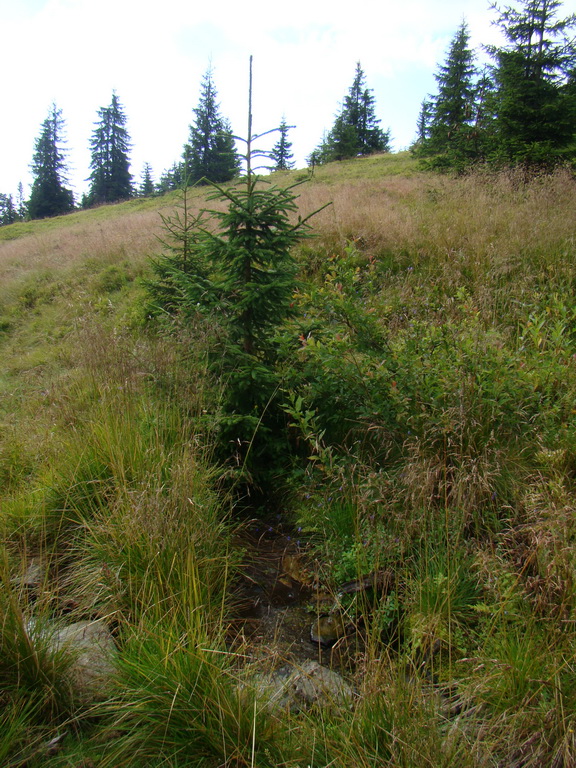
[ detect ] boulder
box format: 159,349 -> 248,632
251,659 -> 354,712
55,620 -> 116,704
12,557 -> 47,591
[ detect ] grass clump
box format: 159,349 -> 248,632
0,551 -> 74,720
106,619 -> 280,767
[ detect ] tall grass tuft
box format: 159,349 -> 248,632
102,550 -> 280,768
0,548 -> 74,721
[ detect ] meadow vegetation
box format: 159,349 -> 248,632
1,152 -> 576,766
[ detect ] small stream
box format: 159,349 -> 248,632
230,519 -> 362,670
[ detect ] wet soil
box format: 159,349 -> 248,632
230,519 -> 359,669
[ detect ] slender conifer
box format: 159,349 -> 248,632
28,104 -> 74,219
86,92 -> 133,206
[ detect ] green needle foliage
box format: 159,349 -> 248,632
203,174 -> 319,493
85,92 -> 133,207
204,176 -> 308,356
28,104 -> 75,219
310,62 -> 391,165
147,57 -> 324,493
183,66 -> 241,186
414,21 -> 482,170
269,117 -> 295,170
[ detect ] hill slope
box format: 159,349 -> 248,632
2,155 -> 576,767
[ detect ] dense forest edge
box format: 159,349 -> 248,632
2,147 -> 576,766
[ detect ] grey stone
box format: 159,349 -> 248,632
12,557 -> 46,589
54,620 -> 116,704
290,660 -> 353,707
250,659 -> 354,712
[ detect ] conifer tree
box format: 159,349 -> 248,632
307,132 -> 331,167
328,111 -> 361,160
344,62 -> 391,155
488,0 -> 576,165
156,163 -> 185,194
0,194 -> 17,226
415,22 -> 480,168
17,183 -> 27,220
139,162 -> 155,196
148,57 -> 325,492
86,92 -> 133,206
28,104 -> 74,220
431,23 -> 477,154
311,63 -> 390,164
183,68 -> 240,184
269,118 -> 295,170
414,99 -> 433,147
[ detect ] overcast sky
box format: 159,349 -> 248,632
1,0 -> 515,200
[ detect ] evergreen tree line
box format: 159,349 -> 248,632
1,67 -> 298,224
2,59 -> 380,224
0,184 -> 27,226
2,0 -> 575,224
413,0 -> 576,170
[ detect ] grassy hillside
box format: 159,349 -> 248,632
2,153 -> 576,766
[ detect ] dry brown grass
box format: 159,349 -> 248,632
0,207 -> 169,285
295,165 -> 576,344
3,166 -> 573,288
298,174 -> 425,253
300,166 -> 576,259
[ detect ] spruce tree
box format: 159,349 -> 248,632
269,118 -> 295,170
86,92 -> 133,206
329,111 -> 362,160
415,22 -> 480,168
0,194 -> 17,226
307,132 -> 332,167
148,57 -> 325,492
343,62 -> 391,155
431,23 -> 478,158
311,63 -> 390,164
414,98 -> 433,148
471,66 -> 496,159
17,183 -> 27,220
488,0 -> 576,165
139,162 -> 155,197
28,104 -> 74,220
183,68 -> 240,184
157,163 -> 185,194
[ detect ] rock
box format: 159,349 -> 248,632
310,613 -> 347,647
250,659 -> 354,712
54,620 -> 116,704
291,660 -> 354,707
12,557 -> 47,591
43,732 -> 68,757
281,554 -> 313,586
338,569 -> 395,595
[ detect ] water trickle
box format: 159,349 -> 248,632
230,520 -> 355,668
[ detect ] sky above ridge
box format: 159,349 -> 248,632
1,0 -> 515,199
